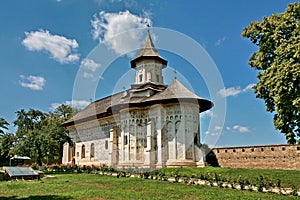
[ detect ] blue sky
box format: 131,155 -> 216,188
0,0 -> 296,147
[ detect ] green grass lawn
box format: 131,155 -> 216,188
0,173 -> 299,200
158,167 -> 300,189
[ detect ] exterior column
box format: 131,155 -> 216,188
133,125 -> 137,163
62,142 -> 69,165
125,128 -> 129,162
156,117 -> 163,167
120,127 -> 124,163
109,128 -> 114,166
144,120 -> 153,167
167,124 -> 176,162
156,128 -> 162,167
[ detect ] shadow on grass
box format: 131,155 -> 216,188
0,195 -> 72,200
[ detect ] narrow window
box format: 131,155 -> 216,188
139,74 -> 143,82
233,149 -> 236,153
282,147 -> 286,151
124,135 -> 128,145
90,143 -> 95,158
81,144 -> 85,159
105,140 -> 108,150
261,148 -> 264,152
242,149 -> 245,152
156,74 -> 160,82
297,147 -> 300,151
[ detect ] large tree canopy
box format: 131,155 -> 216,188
12,105 -> 75,166
242,3 -> 300,144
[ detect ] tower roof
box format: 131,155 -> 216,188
130,31 -> 167,68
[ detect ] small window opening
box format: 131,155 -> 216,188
105,140 -> 108,150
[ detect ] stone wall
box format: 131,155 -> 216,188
212,144 -> 300,170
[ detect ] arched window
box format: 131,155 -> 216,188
90,143 -> 95,158
81,144 -> 85,159
166,121 -> 173,141
175,121 -> 181,134
139,74 -> 143,82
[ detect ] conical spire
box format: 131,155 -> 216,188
130,31 -> 167,68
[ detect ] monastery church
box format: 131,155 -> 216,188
62,31 -> 213,168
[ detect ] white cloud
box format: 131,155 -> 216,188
205,125 -> 223,136
201,110 -> 214,118
51,100 -> 90,110
83,72 -> 94,79
80,58 -> 101,72
232,125 -> 250,133
224,125 -> 250,133
243,83 -> 255,92
218,83 -> 254,97
22,29 -> 79,64
91,10 -> 152,56
80,58 -> 102,80
215,36 -> 226,46
19,75 -> 46,91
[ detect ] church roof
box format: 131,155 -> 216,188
130,31 -> 167,68
63,79 -> 213,127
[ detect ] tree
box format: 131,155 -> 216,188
12,105 -> 75,166
242,3 -> 300,144
0,117 -> 14,162
0,117 -> 9,135
13,109 -> 47,166
0,133 -> 15,159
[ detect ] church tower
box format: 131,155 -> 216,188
131,31 -> 167,85
129,31 -> 168,97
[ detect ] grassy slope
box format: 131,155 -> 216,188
159,167 -> 300,188
0,173 -> 299,200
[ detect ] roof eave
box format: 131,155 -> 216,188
130,56 -> 168,68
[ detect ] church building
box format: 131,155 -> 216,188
62,32 -> 213,168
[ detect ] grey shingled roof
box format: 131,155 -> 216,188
130,31 -> 167,68
63,79 -> 213,127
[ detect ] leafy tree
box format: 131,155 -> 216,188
13,109 -> 47,166
12,105 -> 76,166
242,3 -> 300,144
0,117 -> 9,135
0,133 -> 15,159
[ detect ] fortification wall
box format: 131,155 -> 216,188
212,144 -> 300,170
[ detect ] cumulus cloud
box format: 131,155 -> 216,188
22,29 -> 79,64
51,100 -> 90,110
91,10 -> 152,56
19,75 -> 46,91
80,58 -> 102,80
226,125 -> 250,133
201,110 -> 214,118
80,58 -> 101,72
205,125 -> 223,136
218,83 -> 255,97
